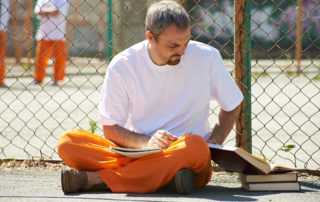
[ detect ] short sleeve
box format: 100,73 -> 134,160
98,66 -> 129,127
54,0 -> 68,15
210,50 -> 243,111
34,0 -> 42,14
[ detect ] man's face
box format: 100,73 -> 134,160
149,25 -> 191,66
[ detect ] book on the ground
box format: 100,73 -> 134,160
241,181 -> 301,191
109,146 -> 162,158
108,132 -> 191,158
239,172 -> 298,183
208,143 -> 299,175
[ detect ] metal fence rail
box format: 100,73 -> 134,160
0,0 -> 319,170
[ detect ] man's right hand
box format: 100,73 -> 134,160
103,125 -> 178,149
38,7 -> 59,17
147,130 -> 178,149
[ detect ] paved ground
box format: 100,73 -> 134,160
0,170 -> 319,202
0,162 -> 319,202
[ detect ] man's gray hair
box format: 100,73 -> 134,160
145,0 -> 190,40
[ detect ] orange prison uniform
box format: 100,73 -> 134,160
58,129 -> 213,193
34,40 -> 66,83
0,31 -> 7,85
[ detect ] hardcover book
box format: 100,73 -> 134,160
241,181 -> 301,191
238,172 -> 298,183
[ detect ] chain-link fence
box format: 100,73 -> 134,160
0,0 -> 319,170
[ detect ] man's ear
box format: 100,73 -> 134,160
146,31 -> 155,44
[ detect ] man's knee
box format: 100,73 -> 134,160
183,134 -> 210,160
57,129 -> 82,157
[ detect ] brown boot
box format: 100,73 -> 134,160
61,167 -> 108,193
167,168 -> 195,194
61,167 -> 88,193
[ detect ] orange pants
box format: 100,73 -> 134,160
34,40 -> 66,83
0,31 -> 7,85
57,129 -> 212,193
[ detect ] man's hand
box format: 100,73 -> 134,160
38,7 -> 59,17
103,125 -> 178,149
147,130 -> 178,149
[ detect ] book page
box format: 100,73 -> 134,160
208,143 -> 236,151
234,148 -> 272,174
270,163 -> 299,173
109,147 -> 162,158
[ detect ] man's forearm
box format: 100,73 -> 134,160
103,125 -> 150,149
38,8 -> 59,17
208,105 -> 241,145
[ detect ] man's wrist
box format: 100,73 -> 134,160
208,136 -> 218,144
209,130 -> 223,145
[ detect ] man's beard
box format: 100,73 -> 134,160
167,54 -> 181,66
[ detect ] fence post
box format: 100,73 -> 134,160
107,0 -> 113,61
32,0 -> 39,57
12,0 -> 21,63
234,0 -> 252,153
295,0 -> 303,73
25,1 -> 34,64
65,0 -> 80,58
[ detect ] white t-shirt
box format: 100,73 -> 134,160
0,0 -> 10,31
34,0 -> 68,41
99,40 -> 243,140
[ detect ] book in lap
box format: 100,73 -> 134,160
109,147 -> 162,158
108,132 -> 189,158
208,143 -> 299,175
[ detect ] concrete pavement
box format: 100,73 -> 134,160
0,167 -> 319,202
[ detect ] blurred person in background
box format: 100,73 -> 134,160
33,0 -> 68,86
0,0 -> 10,88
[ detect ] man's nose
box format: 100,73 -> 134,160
177,45 -> 187,56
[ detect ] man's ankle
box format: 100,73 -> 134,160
84,171 -> 107,190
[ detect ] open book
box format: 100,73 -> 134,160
109,147 -> 162,158
208,143 -> 299,175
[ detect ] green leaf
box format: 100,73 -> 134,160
89,120 -> 98,134
279,144 -> 296,152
